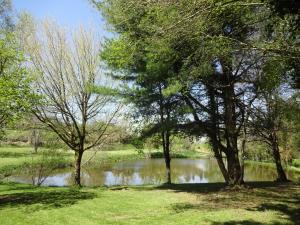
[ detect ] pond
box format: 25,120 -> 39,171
9,158 -> 299,186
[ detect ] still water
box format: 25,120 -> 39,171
9,158 -> 299,186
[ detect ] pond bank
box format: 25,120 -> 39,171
245,160 -> 300,174
0,146 -> 211,177
1,146 -> 299,181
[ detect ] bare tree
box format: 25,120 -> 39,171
24,20 -> 121,186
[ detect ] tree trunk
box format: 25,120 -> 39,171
158,85 -> 172,185
211,139 -> 244,186
271,134 -> 288,182
210,139 -> 229,183
162,131 -> 171,184
74,150 -> 83,186
226,150 -> 244,186
240,122 -> 247,183
32,129 -> 40,153
221,61 -> 244,186
164,155 -> 171,184
240,140 -> 245,184
34,143 -> 38,154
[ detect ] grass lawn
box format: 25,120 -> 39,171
0,181 -> 299,225
1,145 -> 299,224
0,146 -> 299,224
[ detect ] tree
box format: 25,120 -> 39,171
28,116 -> 42,153
132,83 -> 182,184
0,33 -> 33,137
251,92 -> 289,182
99,2 -> 189,184
24,21 -> 121,186
97,0 -> 263,186
260,0 -> 300,88
101,33 -> 184,184
281,93 -> 300,161
249,59 -> 300,182
96,0 -> 299,186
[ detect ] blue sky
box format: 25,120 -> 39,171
12,0 -> 110,38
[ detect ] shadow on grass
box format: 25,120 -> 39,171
0,187 -> 96,211
156,181 -> 298,193
155,182 -> 300,225
246,200 -> 300,225
157,182 -> 226,193
209,220 -> 272,225
0,182 -> 38,192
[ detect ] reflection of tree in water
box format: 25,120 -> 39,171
79,159 -> 226,186
244,164 -> 275,181
11,159 -> 299,186
244,164 -> 296,181
79,159 -> 299,185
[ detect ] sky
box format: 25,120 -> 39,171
12,0 -> 110,38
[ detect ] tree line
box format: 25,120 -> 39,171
0,0 -> 299,187
94,0 -> 300,186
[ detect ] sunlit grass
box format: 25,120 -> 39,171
1,146 -> 299,224
0,182 -> 299,225
0,146 -> 72,177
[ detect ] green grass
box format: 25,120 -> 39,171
0,181 -> 299,225
0,146 -> 72,177
84,148 -> 145,165
148,150 -> 210,159
1,146 -> 299,224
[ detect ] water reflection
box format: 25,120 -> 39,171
9,158 -> 298,186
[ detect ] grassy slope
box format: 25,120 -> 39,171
0,182 -> 299,225
0,146 -> 72,176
